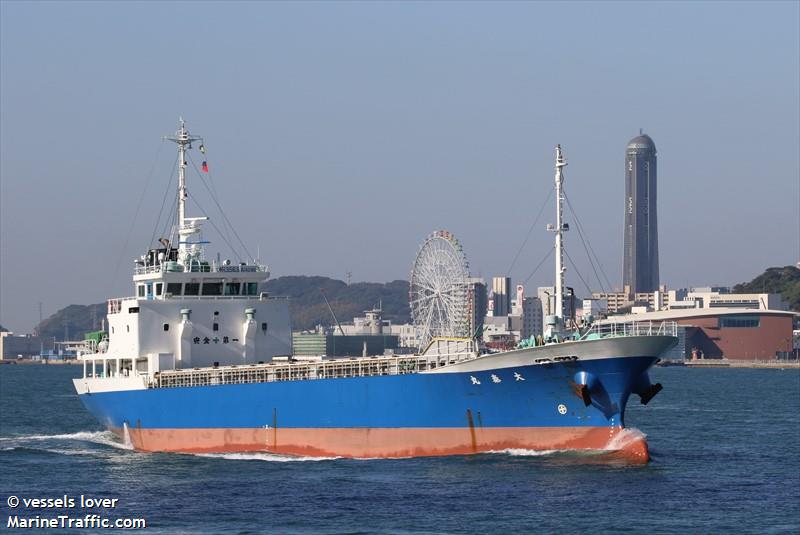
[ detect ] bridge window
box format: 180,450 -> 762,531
224,282 -> 241,296
166,283 -> 182,296
155,283 -> 163,296
246,282 -> 259,296
202,282 -> 222,296
137,285 -> 145,297
184,283 -> 200,296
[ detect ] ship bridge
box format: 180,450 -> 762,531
78,119 -> 293,383
131,252 -> 268,301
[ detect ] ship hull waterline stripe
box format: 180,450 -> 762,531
111,425 -> 650,463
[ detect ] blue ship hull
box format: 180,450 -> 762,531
76,338 -> 672,461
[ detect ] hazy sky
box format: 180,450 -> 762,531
1,1 -> 798,332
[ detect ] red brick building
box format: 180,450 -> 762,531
602,309 -> 797,361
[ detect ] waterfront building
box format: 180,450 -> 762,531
301,308 -> 406,355
0,332 -> 44,360
596,308 -> 797,361
623,133 -> 659,295
482,315 -> 521,348
511,284 -> 525,316
593,286 -> 788,315
386,323 -> 420,349
667,288 -> 787,310
582,298 -> 608,319
467,277 -> 488,339
593,286 -> 668,314
291,331 -> 399,357
336,309 -> 389,335
521,296 -> 543,339
491,277 -> 511,316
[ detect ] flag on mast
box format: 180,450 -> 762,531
201,161 -> 209,173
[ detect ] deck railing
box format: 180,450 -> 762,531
134,265 -> 162,275
152,352 -> 473,389
579,320 -> 678,340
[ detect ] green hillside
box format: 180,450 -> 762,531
263,276 -> 410,331
36,303 -> 107,342
732,265 -> 800,312
35,276 -> 411,340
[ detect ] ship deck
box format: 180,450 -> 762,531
79,321 -> 677,391
152,350 -> 480,389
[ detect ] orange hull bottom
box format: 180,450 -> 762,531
118,426 -> 650,464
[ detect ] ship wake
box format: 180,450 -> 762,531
486,427 -> 650,464
0,431 -> 134,453
192,452 -> 341,462
488,448 -> 565,457
604,427 -> 647,452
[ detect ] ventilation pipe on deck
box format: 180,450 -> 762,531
243,308 -> 257,364
178,308 -> 193,368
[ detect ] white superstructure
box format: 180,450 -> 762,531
75,120 -> 292,393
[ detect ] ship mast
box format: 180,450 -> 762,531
165,118 -> 204,267
545,144 -> 568,338
554,144 -> 567,325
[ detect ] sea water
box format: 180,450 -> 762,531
1,364 -> 798,534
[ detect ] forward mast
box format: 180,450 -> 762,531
546,144 -> 569,339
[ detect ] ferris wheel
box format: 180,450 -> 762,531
410,230 -> 471,350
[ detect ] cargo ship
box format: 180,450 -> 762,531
74,120 -> 676,462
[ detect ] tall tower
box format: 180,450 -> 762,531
491,277 -> 511,316
623,133 -> 659,295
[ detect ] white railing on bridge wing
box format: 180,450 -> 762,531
134,265 -> 162,275
580,320 -> 678,340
